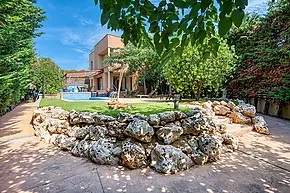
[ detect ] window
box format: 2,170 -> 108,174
90,61 -> 93,70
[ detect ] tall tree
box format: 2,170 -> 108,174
226,0 -> 290,101
165,36 -> 235,99
34,58 -> 65,94
94,0 -> 248,56
0,0 -> 46,110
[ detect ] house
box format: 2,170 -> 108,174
89,34 -> 141,93
64,70 -> 100,92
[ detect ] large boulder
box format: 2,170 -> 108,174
202,101 -> 213,110
78,112 -> 94,124
220,101 -> 228,106
212,101 -> 221,106
106,121 -> 127,139
51,107 -> 69,120
34,124 -> 52,143
156,126 -> 183,144
146,114 -> 160,125
121,138 -> 147,169
71,139 -> 93,157
92,114 -> 115,125
227,101 -> 236,110
68,125 -> 90,139
171,136 -> 193,155
198,134 -> 221,162
46,118 -> 69,135
117,112 -> 133,123
231,112 -> 252,124
89,125 -> 108,141
69,110 -> 80,124
89,138 -> 120,165
222,133 -> 238,150
191,150 -> 208,165
124,120 -> 154,143
254,116 -> 270,135
241,105 -> 256,118
214,105 -> 231,116
159,112 -> 176,123
53,134 -> 78,151
151,144 -> 193,174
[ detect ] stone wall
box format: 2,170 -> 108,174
31,102 -> 268,174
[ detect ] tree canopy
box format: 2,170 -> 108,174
0,0 -> 46,110
226,0 -> 290,101
165,36 -> 235,99
94,0 -> 248,56
34,58 -> 65,94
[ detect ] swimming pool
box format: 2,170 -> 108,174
61,92 -> 109,101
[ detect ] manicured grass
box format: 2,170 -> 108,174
40,99 -> 190,117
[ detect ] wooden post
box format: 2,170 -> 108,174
42,76 -> 46,98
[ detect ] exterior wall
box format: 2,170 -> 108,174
65,77 -> 87,86
89,34 -> 142,93
89,51 -> 94,70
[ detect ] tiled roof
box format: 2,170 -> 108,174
64,70 -> 102,78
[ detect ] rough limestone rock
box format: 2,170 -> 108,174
47,118 -> 70,135
220,101 -> 228,106
159,112 -> 176,123
241,104 -> 256,118
198,134 -> 221,162
121,138 -> 147,169
53,134 -> 78,151
171,136 -> 192,155
68,125 -> 90,139
151,144 -> 193,174
51,107 -> 69,120
156,126 -> 183,144
89,138 -> 120,165
227,101 -> 236,110
92,114 -> 115,125
191,150 -> 208,165
254,116 -> 270,135
214,105 -> 231,116
78,112 -> 94,124
69,110 -> 81,124
231,112 -> 251,124
175,111 -> 185,120
222,133 -> 238,150
233,106 -> 242,113
71,139 -> 93,157
124,120 -> 154,142
186,109 -> 203,118
117,112 -> 133,123
203,101 -> 213,110
89,125 -> 108,141
212,101 -> 221,106
146,114 -> 160,125
35,125 -> 52,143
133,113 -> 146,120
106,121 -> 127,139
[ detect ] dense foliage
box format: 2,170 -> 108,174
0,0 -> 45,110
103,44 -> 164,97
226,0 -> 290,101
94,0 -> 247,57
34,58 -> 65,94
166,37 -> 235,99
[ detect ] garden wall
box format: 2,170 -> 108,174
31,101 -> 269,174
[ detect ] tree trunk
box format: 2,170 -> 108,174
143,78 -> 147,95
117,71 -> 124,101
195,82 -> 203,100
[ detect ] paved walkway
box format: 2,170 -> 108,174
0,102 -> 289,193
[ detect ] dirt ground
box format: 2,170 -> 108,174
0,101 -> 289,193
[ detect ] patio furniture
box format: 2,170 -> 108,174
136,89 -> 157,98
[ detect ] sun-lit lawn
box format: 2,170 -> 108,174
40,99 -> 190,117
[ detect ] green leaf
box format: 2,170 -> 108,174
197,30 -> 206,44
154,33 -> 160,46
101,10 -> 110,26
200,0 -> 211,13
203,51 -> 210,60
235,0 -> 248,9
169,38 -> 180,49
218,16 -> 232,36
221,0 -> 233,14
231,9 -> 244,27
155,42 -> 163,55
162,36 -> 169,48
173,0 -> 189,8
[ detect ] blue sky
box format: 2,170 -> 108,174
34,0 -> 269,71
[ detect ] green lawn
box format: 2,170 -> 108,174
40,99 -> 190,117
